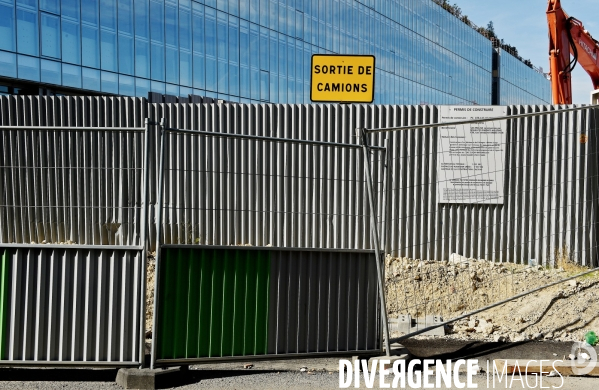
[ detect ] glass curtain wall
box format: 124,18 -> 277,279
0,0 -> 546,105
497,48 -> 551,105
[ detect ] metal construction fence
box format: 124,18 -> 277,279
367,105 -> 599,341
2,95 -> 599,366
149,122 -> 390,367
2,96 -> 597,267
0,123 -> 150,367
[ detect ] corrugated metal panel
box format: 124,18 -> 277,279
157,247 -> 269,359
267,249 -> 379,354
2,96 -> 597,266
0,247 -> 142,364
0,249 -> 8,360
385,105 -> 599,267
154,103 -> 386,250
0,95 -> 147,247
155,247 -> 379,363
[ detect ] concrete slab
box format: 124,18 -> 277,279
391,314 -> 446,336
115,367 -> 181,390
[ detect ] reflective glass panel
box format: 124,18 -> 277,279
0,50 -> 16,78
40,58 -> 61,84
40,0 -> 59,14
40,12 -> 60,59
119,74 -> 135,96
0,3 -> 15,51
62,63 -> 81,87
82,67 -> 100,90
16,7 -> 38,56
17,54 -> 39,81
101,70 -> 118,94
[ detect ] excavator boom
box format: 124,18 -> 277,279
547,0 -> 599,104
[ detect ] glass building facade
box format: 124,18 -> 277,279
0,0 -> 550,105
494,48 -> 551,105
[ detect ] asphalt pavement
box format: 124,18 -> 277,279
1,340 -> 598,389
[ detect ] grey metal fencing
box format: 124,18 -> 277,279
2,95 -> 599,364
378,105 -> 599,267
149,122 -> 391,368
3,96 -> 596,267
366,105 -> 599,341
0,123 -> 150,367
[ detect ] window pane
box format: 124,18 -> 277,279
165,83 -> 178,97
180,86 -> 192,97
40,0 -> 59,14
62,0 -> 80,20
135,38 -> 150,78
165,46 -> 178,84
100,30 -> 117,71
192,3 -> 205,89
135,0 -> 149,78
118,0 -> 133,75
119,74 -> 135,96
165,4 -> 178,84
101,70 -> 118,93
81,25 -> 100,68
165,4 -> 177,47
205,8 -> 216,91
0,50 -> 16,78
99,0 -> 116,30
17,8 -> 38,56
228,17 -> 239,97
62,20 -> 81,64
136,77 -> 150,97
17,54 -> 39,81
82,67 -> 100,90
179,8 -> 191,51
150,0 -> 164,81
81,0 -> 98,25
151,42 -> 164,81
62,63 -> 81,88
0,4 -> 15,51
217,11 -> 228,92
40,59 -> 61,84
118,34 -> 134,75
180,50 -> 191,87
151,80 -> 165,94
40,13 -> 60,58
118,0 -> 133,35
260,70 -> 269,101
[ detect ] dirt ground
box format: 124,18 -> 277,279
145,254 -> 156,333
386,254 -> 599,343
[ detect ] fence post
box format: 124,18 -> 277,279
357,127 -> 391,357
380,137 -> 393,254
150,118 -> 166,369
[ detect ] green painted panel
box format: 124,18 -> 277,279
157,248 -> 270,359
0,249 -> 9,360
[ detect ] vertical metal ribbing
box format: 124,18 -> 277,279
357,128 -> 390,357
150,118 -> 166,369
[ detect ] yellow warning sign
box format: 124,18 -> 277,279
310,55 -> 376,103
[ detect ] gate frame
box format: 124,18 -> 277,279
0,122 -> 151,368
150,120 -> 392,368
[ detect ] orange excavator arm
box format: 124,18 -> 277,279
547,0 -> 599,104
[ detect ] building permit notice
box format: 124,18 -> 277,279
437,106 -> 507,204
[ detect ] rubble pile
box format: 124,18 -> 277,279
386,254 -> 599,342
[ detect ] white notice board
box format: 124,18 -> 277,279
437,106 -> 507,204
